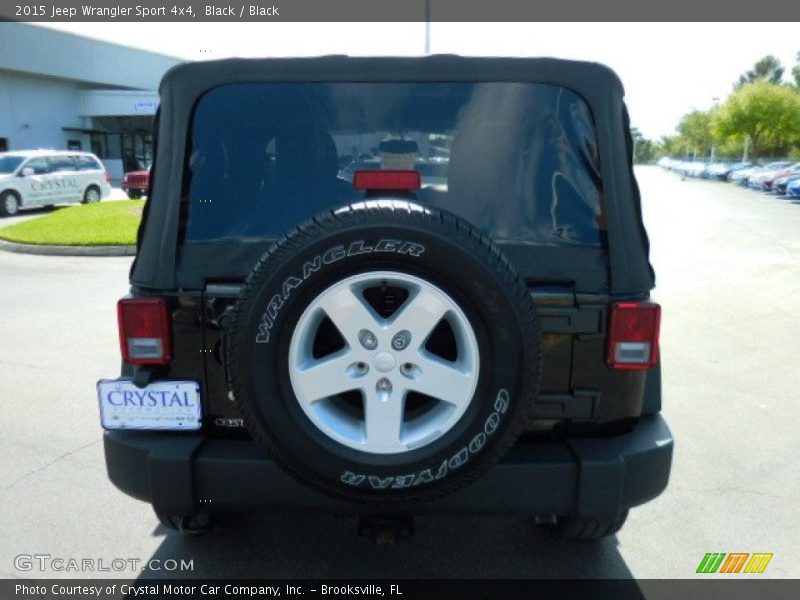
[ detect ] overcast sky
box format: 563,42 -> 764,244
40,22 -> 800,139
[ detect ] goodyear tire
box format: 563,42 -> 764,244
227,200 -> 541,505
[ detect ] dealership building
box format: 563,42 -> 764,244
0,24 -> 182,181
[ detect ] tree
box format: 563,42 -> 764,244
657,134 -> 698,159
736,55 -> 785,89
712,82 -> 800,158
792,51 -> 800,88
630,127 -> 657,163
676,110 -> 716,156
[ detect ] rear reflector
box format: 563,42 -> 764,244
353,170 -> 421,190
607,302 -> 661,369
117,298 -> 172,365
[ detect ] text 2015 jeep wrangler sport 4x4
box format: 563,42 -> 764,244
99,56 -> 672,539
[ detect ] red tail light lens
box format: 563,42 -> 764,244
607,302 -> 661,369
353,170 -> 421,190
117,298 -> 172,365
105,171 -> 112,184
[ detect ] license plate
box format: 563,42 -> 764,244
97,379 -> 202,431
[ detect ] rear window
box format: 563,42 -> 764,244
185,82 -> 603,247
77,156 -> 102,170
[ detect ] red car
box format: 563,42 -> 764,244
121,169 -> 150,199
757,163 -> 800,192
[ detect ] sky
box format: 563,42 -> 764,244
39,22 -> 800,140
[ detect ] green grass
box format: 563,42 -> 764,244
0,200 -> 144,246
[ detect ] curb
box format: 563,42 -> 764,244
0,239 -> 136,257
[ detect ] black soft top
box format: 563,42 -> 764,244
132,55 -> 654,294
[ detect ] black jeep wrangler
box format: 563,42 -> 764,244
99,56 -> 672,539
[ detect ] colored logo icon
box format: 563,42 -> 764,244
696,553 -> 773,574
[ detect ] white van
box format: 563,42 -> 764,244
0,150 -> 112,217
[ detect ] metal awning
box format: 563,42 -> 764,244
62,127 -> 108,134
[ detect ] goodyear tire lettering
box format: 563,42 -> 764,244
341,389 -> 511,489
255,240 -> 426,344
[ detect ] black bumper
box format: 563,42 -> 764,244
104,414 -> 673,517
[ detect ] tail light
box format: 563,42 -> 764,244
607,302 -> 661,369
117,298 -> 172,365
105,171 -> 112,184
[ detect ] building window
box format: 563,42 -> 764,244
122,132 -> 153,171
67,139 -> 82,151
0,138 -> 8,152
90,133 -> 108,158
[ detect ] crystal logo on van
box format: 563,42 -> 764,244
31,177 -> 79,192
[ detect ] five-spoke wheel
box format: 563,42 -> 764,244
289,271 -> 479,454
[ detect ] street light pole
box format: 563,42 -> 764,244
424,0 -> 431,54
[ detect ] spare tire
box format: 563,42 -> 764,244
227,200 -> 541,504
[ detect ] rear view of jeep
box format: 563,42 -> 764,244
99,56 -> 673,539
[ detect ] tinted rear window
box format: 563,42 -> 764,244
186,82 -> 603,247
77,156 -> 102,170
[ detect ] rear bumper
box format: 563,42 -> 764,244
104,413 -> 673,517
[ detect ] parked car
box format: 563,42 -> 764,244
98,56 -> 672,540
121,168 -> 150,199
703,162 -> 725,179
665,158 -> 687,173
0,150 -> 111,217
730,164 -> 764,186
674,160 -> 707,178
708,161 -> 750,181
787,177 -> 800,199
656,157 -> 673,168
760,164 -> 800,193
748,162 -> 794,191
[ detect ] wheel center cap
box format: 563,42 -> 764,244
373,351 -> 396,373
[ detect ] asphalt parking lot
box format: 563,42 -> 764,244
0,166 -> 798,580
